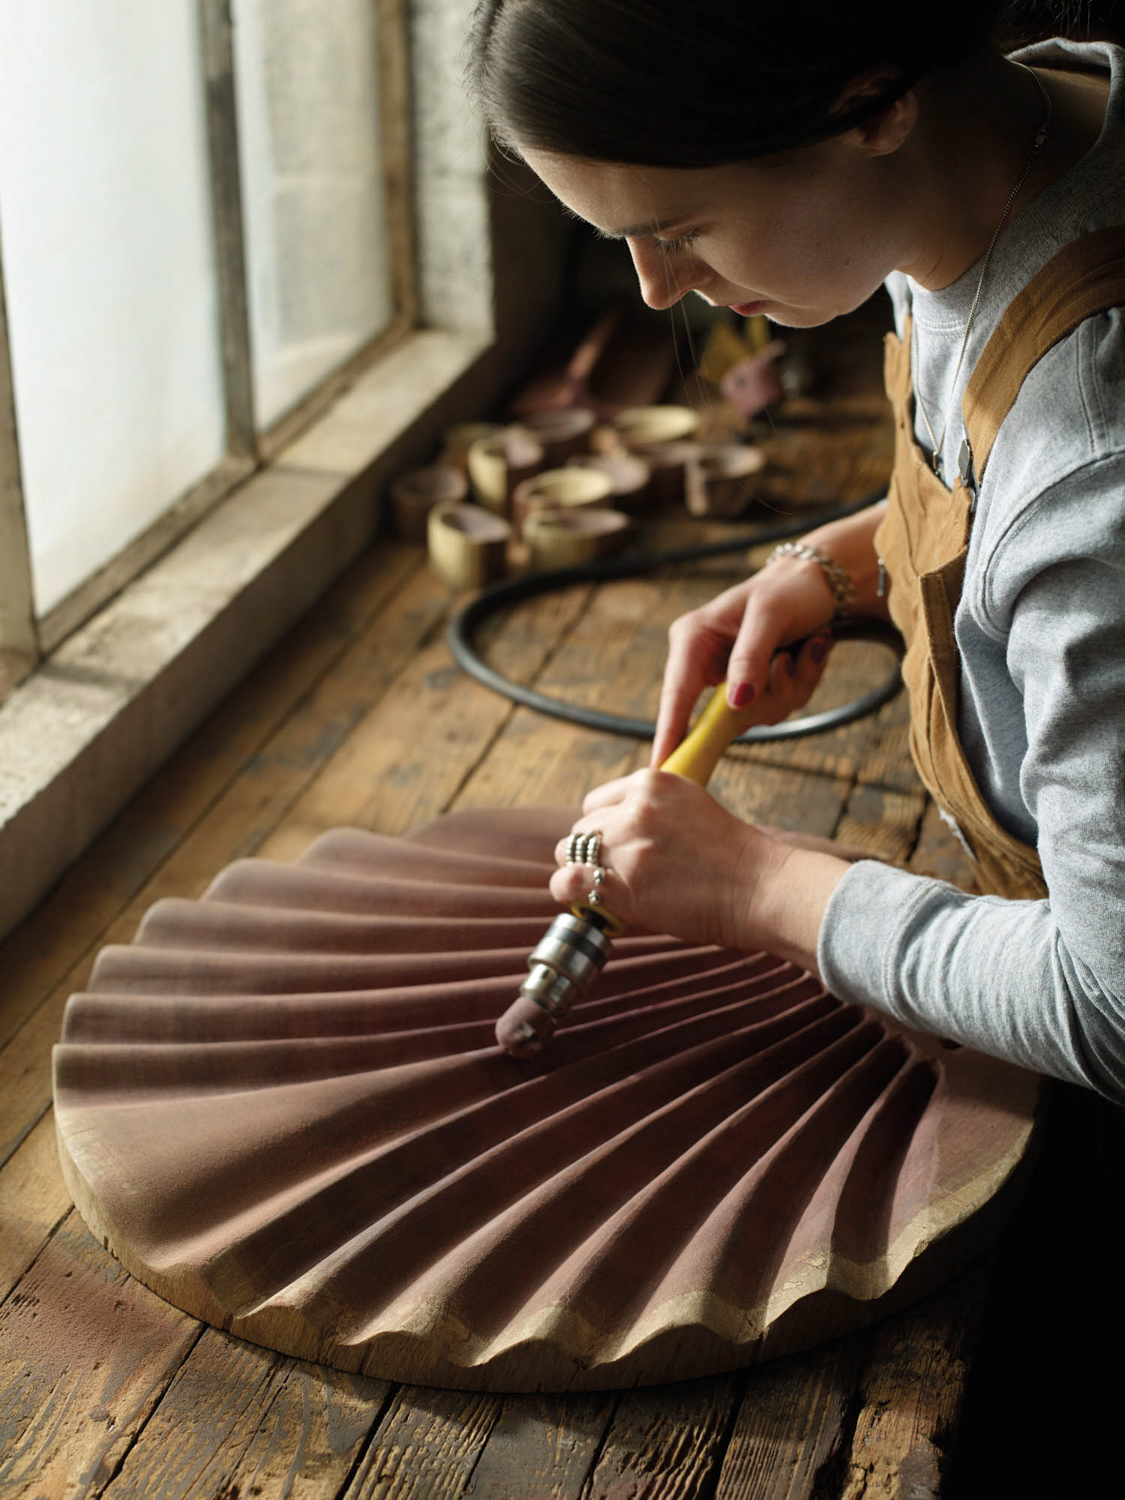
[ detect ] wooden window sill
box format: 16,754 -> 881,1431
0,327 -> 490,942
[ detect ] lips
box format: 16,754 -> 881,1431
729,300 -> 768,316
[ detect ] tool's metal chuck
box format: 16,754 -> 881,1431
497,910 -> 615,1058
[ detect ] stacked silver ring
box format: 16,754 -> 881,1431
566,829 -> 608,905
566,830 -> 602,867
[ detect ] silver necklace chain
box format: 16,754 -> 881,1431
913,64 -> 1054,479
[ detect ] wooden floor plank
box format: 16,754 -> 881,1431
835,784 -> 927,866
838,1261 -> 992,1500
0,1217 -> 201,1498
754,413 -> 891,516
472,580 -> 600,690
342,1387 -> 502,1500
712,751 -> 852,840
463,1392 -> 615,1500
847,698 -> 916,799
714,1338 -> 869,1500
451,574 -> 698,816
102,1329 -> 390,1500
252,635 -> 515,860
449,699 -> 642,820
0,1109 -> 71,1299
0,1006 -> 70,1168
581,1375 -> 741,1500
253,580 -> 593,862
211,1360 -> 391,1500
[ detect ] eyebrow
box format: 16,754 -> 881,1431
557,204 -> 679,241
594,221 -> 662,241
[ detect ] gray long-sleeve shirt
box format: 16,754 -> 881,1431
817,39 -> 1125,1097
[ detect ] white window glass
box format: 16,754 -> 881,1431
233,0 -> 394,429
0,1 -> 226,615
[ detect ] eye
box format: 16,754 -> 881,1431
656,231 -> 700,254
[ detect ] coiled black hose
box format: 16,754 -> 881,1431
446,491 -> 903,743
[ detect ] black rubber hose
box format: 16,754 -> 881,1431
446,491 -> 903,743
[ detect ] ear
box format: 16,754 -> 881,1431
833,69 -> 920,157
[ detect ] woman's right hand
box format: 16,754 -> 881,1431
650,503 -> 889,768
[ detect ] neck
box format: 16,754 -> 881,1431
896,50 -> 1103,292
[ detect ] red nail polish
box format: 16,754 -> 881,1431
730,682 -> 755,708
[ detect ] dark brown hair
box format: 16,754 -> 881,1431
467,0 -> 1012,165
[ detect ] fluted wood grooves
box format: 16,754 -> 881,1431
53,807 -> 1043,1392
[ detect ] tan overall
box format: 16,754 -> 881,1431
874,226 -> 1125,900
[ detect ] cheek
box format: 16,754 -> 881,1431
708,227 -> 830,295
734,199 -> 877,291
708,196 -> 828,285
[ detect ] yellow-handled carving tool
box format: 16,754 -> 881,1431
495,680 -> 782,1058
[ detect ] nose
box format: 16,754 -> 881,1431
625,238 -> 704,311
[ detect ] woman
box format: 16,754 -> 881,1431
467,3 -> 1125,1096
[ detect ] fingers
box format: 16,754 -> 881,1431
550,807 -> 626,916
653,562 -> 837,764
548,858 -> 616,909
792,628 -> 834,697
656,625 -> 836,770
761,630 -> 834,717
724,566 -> 833,707
651,615 -> 732,768
724,593 -> 785,711
549,771 -> 778,952
552,769 -> 665,920
652,674 -> 701,770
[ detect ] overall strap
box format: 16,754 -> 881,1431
963,225 -> 1125,482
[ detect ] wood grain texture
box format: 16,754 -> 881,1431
839,1261 -> 991,1499
584,1376 -> 741,1499
0,1110 -> 72,1294
452,573 -> 690,816
104,1329 -> 389,1500
0,1217 -> 200,1497
342,1388 -> 502,1500
254,576 -> 593,863
715,1339 -> 868,1500
463,1392 -> 614,1499
908,800 -> 981,893
835,784 -> 926,867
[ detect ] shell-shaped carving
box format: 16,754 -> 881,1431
53,808 -> 1043,1392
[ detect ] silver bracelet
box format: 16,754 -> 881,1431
764,542 -> 856,620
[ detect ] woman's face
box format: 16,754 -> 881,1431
522,133 -> 922,328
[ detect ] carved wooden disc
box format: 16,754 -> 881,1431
53,808 -> 1043,1391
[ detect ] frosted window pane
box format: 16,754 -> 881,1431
0,1 -> 226,616
233,0 -> 394,429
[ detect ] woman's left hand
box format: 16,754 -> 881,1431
550,770 -> 790,952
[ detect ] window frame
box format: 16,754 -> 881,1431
0,0 -> 573,944
0,232 -> 37,697
0,0 -> 419,665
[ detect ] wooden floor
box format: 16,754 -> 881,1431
2,312 -> 1109,1498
